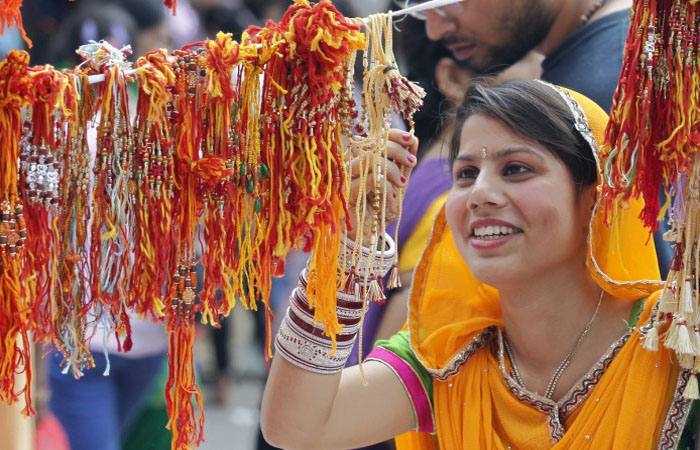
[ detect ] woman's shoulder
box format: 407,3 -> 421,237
371,326 -> 498,382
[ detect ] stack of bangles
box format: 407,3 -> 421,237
275,234 -> 396,373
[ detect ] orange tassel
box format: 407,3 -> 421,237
0,0 -> 31,48
0,50 -> 34,415
165,315 -> 204,450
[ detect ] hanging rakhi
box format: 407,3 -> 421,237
347,13 -> 425,302
250,0 -> 366,348
0,49 -> 34,414
602,0 -> 699,228
604,1 -> 700,398
165,45 -> 210,450
77,40 -> 136,353
50,72 -> 95,377
230,25 -> 279,360
20,65 -> 79,345
131,48 -> 177,318
341,12 -> 424,368
199,32 -> 242,326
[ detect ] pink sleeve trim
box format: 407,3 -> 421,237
367,347 -> 435,433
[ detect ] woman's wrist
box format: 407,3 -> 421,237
275,268 -> 364,374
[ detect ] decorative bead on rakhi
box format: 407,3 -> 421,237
19,123 -> 61,208
171,263 -> 198,321
0,201 -> 26,256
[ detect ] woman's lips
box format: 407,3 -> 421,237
469,232 -> 519,250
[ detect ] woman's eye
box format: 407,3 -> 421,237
455,166 -> 479,181
503,164 -> 531,177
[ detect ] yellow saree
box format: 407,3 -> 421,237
384,89 -> 692,449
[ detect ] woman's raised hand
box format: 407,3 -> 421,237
347,129 -> 419,242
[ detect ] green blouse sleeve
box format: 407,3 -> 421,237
367,331 -> 435,433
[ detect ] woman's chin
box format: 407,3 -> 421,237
468,262 -> 527,287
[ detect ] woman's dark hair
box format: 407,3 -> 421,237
450,80 -> 597,190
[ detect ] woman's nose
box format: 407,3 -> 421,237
468,172 -> 502,210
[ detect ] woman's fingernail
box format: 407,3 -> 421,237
407,154 -> 416,164
400,176 -> 407,184
402,132 -> 411,141
393,192 -> 397,199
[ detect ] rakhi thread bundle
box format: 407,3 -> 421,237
50,73 -> 93,377
345,13 -> 424,322
0,49 -> 33,414
600,0 -> 700,398
0,1 -> 425,448
246,0 -> 367,349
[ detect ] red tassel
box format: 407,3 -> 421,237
165,316 -> 204,450
163,0 -> 177,15
602,0 -> 699,231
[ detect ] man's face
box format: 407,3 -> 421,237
423,0 -> 555,74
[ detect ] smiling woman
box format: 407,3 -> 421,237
260,80 -> 697,450
446,81 -> 598,287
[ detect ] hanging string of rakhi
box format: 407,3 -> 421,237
50,72 -> 95,378
345,12 -> 424,326
601,0 -> 699,398
602,0 -> 699,227
0,2 -> 426,449
258,0 -> 366,350
0,49 -> 34,415
131,48 -> 176,319
81,41 -> 136,358
20,65 -> 80,356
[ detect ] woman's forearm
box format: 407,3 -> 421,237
261,235 -> 401,448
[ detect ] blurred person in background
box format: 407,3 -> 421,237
116,0 -> 173,56
242,0 -> 292,23
405,0 -> 627,111
22,0 -> 77,65
48,0 -> 136,67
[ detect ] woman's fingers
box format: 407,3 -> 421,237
387,129 -> 419,160
348,130 -> 418,184
349,156 -> 407,190
376,158 -> 407,188
345,130 -> 419,241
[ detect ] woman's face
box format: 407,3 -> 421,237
445,114 -> 594,287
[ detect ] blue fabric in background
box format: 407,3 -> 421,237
49,351 -> 166,450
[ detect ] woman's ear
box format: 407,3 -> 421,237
579,184 -> 598,225
435,57 -> 473,105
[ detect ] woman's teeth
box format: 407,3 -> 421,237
473,225 -> 518,240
